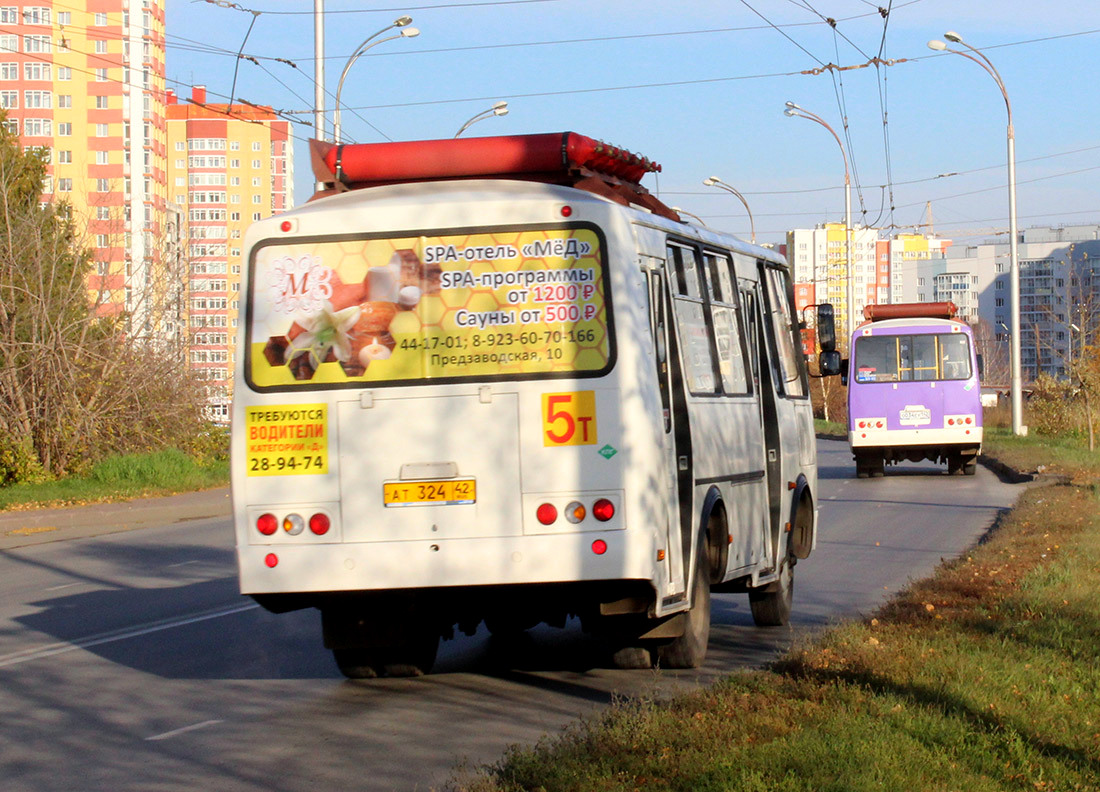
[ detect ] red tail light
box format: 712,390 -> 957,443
264,553 -> 279,568
309,513 -> 331,535
591,539 -> 607,555
592,499 -> 615,522
257,513 -> 278,535
536,503 -> 558,525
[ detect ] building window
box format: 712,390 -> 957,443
96,179 -> 110,193
58,66 -> 72,81
58,150 -> 71,163
96,123 -> 109,136
23,35 -> 51,53
57,94 -> 72,108
0,62 -> 15,79
57,122 -> 72,136
57,11 -> 71,24
0,90 -> 15,108
95,95 -> 109,109
96,151 -> 109,165
23,62 -> 50,81
95,68 -> 108,81
252,194 -> 261,204
1,118 -> 16,134
251,160 -> 260,169
0,8 -> 15,24
0,35 -> 17,53
23,118 -> 51,136
58,178 -> 72,192
23,90 -> 51,109
94,11 -> 108,25
995,298 -> 1004,307
23,7 -> 50,24
253,213 -> 262,221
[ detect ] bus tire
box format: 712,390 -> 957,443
611,645 -> 654,669
749,554 -> 794,627
332,648 -> 381,680
963,457 -> 977,476
655,549 -> 711,669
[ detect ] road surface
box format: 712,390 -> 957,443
0,439 -> 1023,791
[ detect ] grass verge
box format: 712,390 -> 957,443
0,448 -> 229,511
457,437 -> 1100,792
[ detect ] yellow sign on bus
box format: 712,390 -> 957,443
542,391 -> 598,446
245,404 -> 328,476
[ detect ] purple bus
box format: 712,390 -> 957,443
846,302 -> 982,477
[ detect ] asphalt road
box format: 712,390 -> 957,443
0,439 -> 1024,792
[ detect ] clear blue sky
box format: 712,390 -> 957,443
166,0 -> 1100,245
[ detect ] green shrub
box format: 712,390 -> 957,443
1027,373 -> 1083,437
0,435 -> 46,485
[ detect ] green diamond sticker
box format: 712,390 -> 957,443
598,444 -> 618,460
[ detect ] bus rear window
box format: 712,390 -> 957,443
245,225 -> 612,390
854,333 -> 972,383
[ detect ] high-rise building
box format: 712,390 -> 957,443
786,222 -> 889,336
166,85 -> 293,422
3,1 -> 170,336
945,225 -> 1100,379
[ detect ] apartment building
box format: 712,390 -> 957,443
2,1 -> 170,336
945,225 -> 1100,379
166,85 -> 293,422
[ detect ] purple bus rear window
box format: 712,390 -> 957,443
853,333 -> 972,383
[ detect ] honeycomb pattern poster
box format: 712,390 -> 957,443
247,227 -> 611,388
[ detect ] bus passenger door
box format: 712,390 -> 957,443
742,286 -> 783,569
645,266 -> 688,598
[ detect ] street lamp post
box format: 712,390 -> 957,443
333,17 -> 419,144
454,101 -> 509,137
928,32 -> 1025,436
671,207 -> 708,227
701,177 -> 754,243
783,102 -> 854,337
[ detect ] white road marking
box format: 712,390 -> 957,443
145,719 -> 224,742
167,560 -> 200,568
44,583 -> 81,591
0,603 -> 259,669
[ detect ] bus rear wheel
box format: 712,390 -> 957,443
331,630 -> 439,679
655,552 -> 711,669
749,555 -> 794,627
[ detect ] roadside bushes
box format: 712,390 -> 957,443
1028,372 -> 1093,439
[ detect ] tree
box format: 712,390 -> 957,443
0,116 -> 208,482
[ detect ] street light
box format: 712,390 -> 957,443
333,17 -> 419,143
928,32 -> 1024,436
784,101 -> 854,337
671,206 -> 708,227
454,101 -> 509,137
702,177 -> 754,242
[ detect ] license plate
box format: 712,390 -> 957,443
383,479 -> 476,507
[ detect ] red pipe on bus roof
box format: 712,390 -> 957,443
315,132 -> 661,187
863,302 -> 958,322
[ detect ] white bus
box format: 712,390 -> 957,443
232,132 -> 823,677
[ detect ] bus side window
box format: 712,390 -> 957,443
704,252 -> 749,395
667,242 -> 717,394
762,266 -> 806,397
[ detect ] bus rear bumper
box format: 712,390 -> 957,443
237,531 -> 656,597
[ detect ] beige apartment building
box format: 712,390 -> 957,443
166,85 -> 293,421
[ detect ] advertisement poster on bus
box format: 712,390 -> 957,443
246,226 -> 612,389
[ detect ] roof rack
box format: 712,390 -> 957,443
308,132 -> 680,221
862,302 -> 958,322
